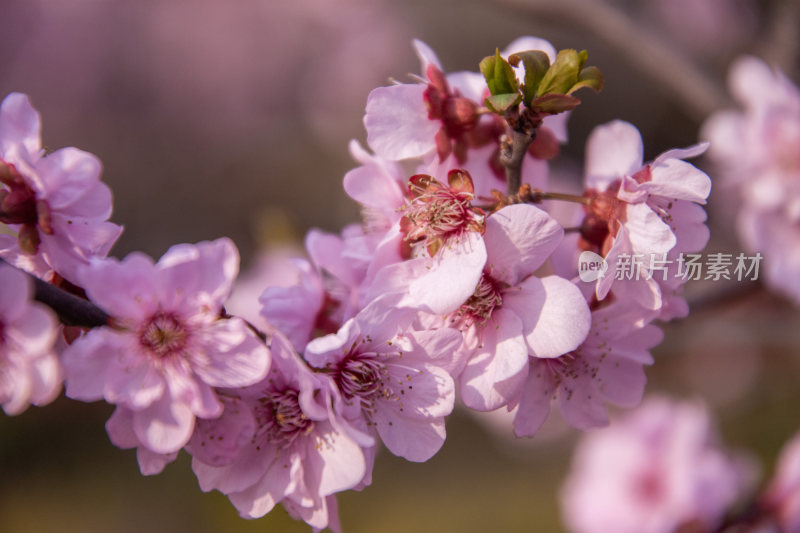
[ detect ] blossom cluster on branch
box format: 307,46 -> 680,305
0,36 -> 797,533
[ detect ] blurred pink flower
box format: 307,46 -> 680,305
644,0 -> 758,58
0,92 -> 122,283
62,238 -> 270,459
0,263 -> 60,415
561,397 -> 753,533
764,430 -> 800,532
580,120 -> 710,311
702,56 -> 800,303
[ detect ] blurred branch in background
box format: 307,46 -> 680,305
485,0 -> 732,120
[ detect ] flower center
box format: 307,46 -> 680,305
255,389 -> 314,447
580,184 -> 624,252
0,159 -> 53,254
139,312 -> 188,358
401,172 -> 484,256
334,353 -> 388,408
453,273 -> 504,327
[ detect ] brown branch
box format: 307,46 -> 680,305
501,129 -> 536,195
1,258 -> 110,328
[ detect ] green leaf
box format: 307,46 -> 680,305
508,50 -> 550,106
530,93 -> 581,114
485,93 -> 523,114
479,49 -> 519,96
537,49 -> 583,96
567,66 -> 604,95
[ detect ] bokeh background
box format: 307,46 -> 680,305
1,0 -> 798,531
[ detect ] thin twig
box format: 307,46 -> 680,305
501,129 -> 536,195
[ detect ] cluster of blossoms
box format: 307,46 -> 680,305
703,56 -> 800,304
8,36 -> 795,533
562,396 -> 800,533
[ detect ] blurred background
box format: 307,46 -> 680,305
0,0 -> 798,531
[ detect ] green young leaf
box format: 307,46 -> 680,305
537,49 -> 583,96
485,93 -> 523,114
479,49 -> 519,96
508,50 -> 550,106
567,66 -> 604,95
530,93 -> 581,114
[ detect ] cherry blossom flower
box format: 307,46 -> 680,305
0,264 -> 60,415
304,300 -> 462,462
0,92 -> 122,283
512,299 -> 661,437
578,120 -> 711,311
364,37 -> 567,166
561,397 -> 753,533
763,430 -> 800,532
702,56 -> 800,304
451,203 -> 592,412
367,169 -> 489,316
191,332 -> 366,532
260,224 -> 374,352
61,238 -> 270,461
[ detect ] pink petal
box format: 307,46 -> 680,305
405,231 -> 487,315
0,265 -> 31,321
79,253 -> 159,321
28,353 -> 61,406
460,308 -> 529,411
192,317 -> 270,388
132,394 -> 196,454
305,229 -> 359,287
187,397 -> 256,467
157,238 -> 239,313
729,55 -> 779,109
505,275 -> 591,359
136,447 -> 178,476
106,354 -> 166,409
62,329 -> 118,402
383,362 -> 455,420
513,363 -> 553,437
502,36 -> 556,61
193,441 -> 278,494
373,410 -> 447,462
0,92 -> 41,156
8,305 -> 58,355
484,204 -> 563,285
446,71 -> 488,102
644,158 -> 712,203
543,112 -> 569,143
342,160 -> 404,212
35,147 -> 107,214
585,120 -> 643,191
162,359 -> 221,419
106,406 -> 139,448
412,39 -> 442,72
405,327 -> 464,376
305,421 -> 366,496
364,84 -> 439,160
227,453 -> 296,517
624,202 -> 677,256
